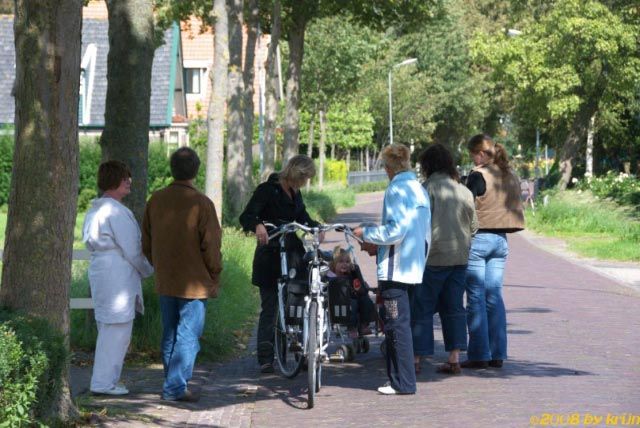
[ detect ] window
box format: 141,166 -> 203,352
184,68 -> 205,94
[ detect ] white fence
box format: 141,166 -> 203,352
0,249 -> 94,309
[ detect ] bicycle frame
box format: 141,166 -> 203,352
265,221 -> 361,407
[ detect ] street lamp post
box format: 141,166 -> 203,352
388,58 -> 418,145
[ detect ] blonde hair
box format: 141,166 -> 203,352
329,246 -> 353,273
279,155 -> 316,187
380,144 -> 411,173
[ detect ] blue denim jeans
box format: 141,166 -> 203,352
465,232 -> 509,361
380,281 -> 416,394
410,265 -> 467,356
160,296 -> 207,400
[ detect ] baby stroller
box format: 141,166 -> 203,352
326,249 -> 376,362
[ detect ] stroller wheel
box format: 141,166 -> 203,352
380,340 -> 387,358
362,337 -> 370,353
347,344 -> 356,361
335,345 -> 350,362
352,338 -> 362,354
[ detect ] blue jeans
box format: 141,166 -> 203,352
410,265 -> 467,356
160,296 -> 207,400
465,233 -> 508,361
380,281 -> 416,394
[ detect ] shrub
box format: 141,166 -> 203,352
0,309 -> 67,426
0,129 -> 13,207
311,159 -> 347,185
576,171 -> 640,209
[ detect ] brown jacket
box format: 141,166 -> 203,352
142,181 -> 223,299
472,164 -> 525,231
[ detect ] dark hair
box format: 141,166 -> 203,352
97,160 -> 131,192
418,143 -> 459,181
467,133 -> 510,173
170,147 -> 200,180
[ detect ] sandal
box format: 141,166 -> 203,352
437,362 -> 461,375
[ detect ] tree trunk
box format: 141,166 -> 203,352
359,149 -> 363,171
100,0 -> 155,224
282,5 -> 307,162
331,144 -> 335,159
307,112 -> 315,157
1,0 -> 82,420
558,99 -> 599,190
243,0 -> 258,190
585,113 -> 596,177
318,109 -> 327,190
365,146 -> 370,171
226,0 -> 247,218
262,0 -> 281,180
346,149 -> 351,174
206,0 -> 228,223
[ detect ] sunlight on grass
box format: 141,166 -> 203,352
526,190 -> 640,261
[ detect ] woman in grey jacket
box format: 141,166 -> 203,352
412,144 -> 477,374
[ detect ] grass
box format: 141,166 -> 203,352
302,183 -> 356,222
526,189 -> 640,261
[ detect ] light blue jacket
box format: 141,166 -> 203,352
363,171 -> 431,284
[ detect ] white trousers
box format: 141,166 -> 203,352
90,320 -> 134,391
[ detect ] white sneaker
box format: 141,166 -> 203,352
91,384 -> 129,395
377,383 -> 397,395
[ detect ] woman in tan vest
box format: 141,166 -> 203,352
462,134 -> 524,369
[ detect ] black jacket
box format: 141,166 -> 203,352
239,173 -> 319,288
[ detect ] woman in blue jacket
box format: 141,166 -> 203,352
354,144 -> 431,395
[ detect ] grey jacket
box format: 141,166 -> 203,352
423,172 -> 478,267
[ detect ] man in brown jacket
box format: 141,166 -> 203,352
142,147 -> 222,402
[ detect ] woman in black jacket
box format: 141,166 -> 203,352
239,155 -> 321,373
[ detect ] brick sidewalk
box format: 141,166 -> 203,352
75,192 -> 640,427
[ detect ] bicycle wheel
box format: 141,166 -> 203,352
274,305 -> 304,379
307,301 -> 318,408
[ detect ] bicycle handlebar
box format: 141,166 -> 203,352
264,221 -> 361,243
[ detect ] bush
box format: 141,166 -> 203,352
310,159 -> 347,185
0,309 -> 67,426
0,129 -> 13,207
576,171 -> 640,209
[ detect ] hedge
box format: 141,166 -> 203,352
0,309 -> 67,426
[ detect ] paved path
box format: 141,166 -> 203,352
74,192 -> 640,427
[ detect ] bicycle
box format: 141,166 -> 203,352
265,221 -> 357,409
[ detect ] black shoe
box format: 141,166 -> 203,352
178,388 -> 201,402
460,360 -> 489,369
488,359 -> 503,368
161,388 -> 200,402
260,362 -> 275,373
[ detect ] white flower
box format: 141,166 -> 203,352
571,177 -> 578,184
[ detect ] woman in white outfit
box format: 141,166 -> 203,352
82,161 -> 154,395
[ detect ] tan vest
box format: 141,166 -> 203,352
473,164 -> 525,231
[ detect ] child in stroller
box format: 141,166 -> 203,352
327,246 -> 376,339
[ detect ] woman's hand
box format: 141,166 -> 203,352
255,223 -> 269,246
